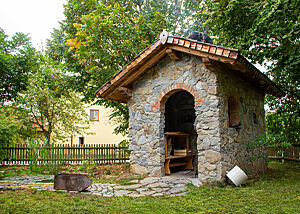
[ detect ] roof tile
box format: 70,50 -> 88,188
229,51 -> 238,59
190,42 -> 197,49
216,48 -> 223,56
196,43 -> 203,50
222,49 -> 231,57
209,46 -> 217,54
167,37 -> 174,43
202,45 -> 210,52
178,39 -> 185,46
184,41 -> 191,48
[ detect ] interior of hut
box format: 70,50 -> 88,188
164,90 -> 198,177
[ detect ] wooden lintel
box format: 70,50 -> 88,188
166,48 -> 179,61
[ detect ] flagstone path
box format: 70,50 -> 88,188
0,175 -> 202,197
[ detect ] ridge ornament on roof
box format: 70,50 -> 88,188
160,30 -> 169,45
96,31 -> 284,103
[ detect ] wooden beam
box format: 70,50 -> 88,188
166,48 -> 179,61
108,92 -> 129,103
169,45 -> 236,64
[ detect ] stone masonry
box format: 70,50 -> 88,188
128,52 -> 267,182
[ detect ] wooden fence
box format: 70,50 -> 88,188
2,144 -> 299,166
268,144 -> 300,162
1,144 -> 130,166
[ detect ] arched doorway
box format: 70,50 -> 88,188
163,90 -> 198,176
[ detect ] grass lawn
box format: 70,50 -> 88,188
0,161 -> 299,213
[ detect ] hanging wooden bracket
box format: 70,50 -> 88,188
166,48 -> 179,61
119,86 -> 132,97
202,57 -> 216,70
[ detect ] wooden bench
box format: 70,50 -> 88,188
164,132 -> 194,175
164,155 -> 194,175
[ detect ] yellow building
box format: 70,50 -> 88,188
65,105 -> 125,145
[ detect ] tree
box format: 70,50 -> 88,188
0,106 -> 21,146
0,28 -> 37,103
12,54 -> 90,144
199,0 -> 299,144
47,0 -> 202,136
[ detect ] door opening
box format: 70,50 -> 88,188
164,90 -> 198,176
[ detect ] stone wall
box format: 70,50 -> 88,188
128,53 -> 222,179
217,70 -> 267,178
127,52 -> 267,180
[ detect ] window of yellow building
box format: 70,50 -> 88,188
90,109 -> 99,121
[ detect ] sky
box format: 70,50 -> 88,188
0,0 -> 67,49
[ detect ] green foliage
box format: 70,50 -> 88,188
200,0 -> 300,144
118,139 -> 130,156
67,1 -> 169,97
0,106 -> 21,146
26,137 -> 61,174
0,28 -> 37,102
26,137 -> 47,173
245,132 -> 292,162
12,55 -> 90,144
0,106 -> 22,162
245,134 -> 292,149
266,111 -> 299,145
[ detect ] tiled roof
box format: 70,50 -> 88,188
96,32 -> 284,102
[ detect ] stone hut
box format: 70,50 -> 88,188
96,31 -> 283,182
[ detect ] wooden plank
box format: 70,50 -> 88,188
1,144 -> 130,166
169,162 -> 186,167
140,52 -> 148,59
